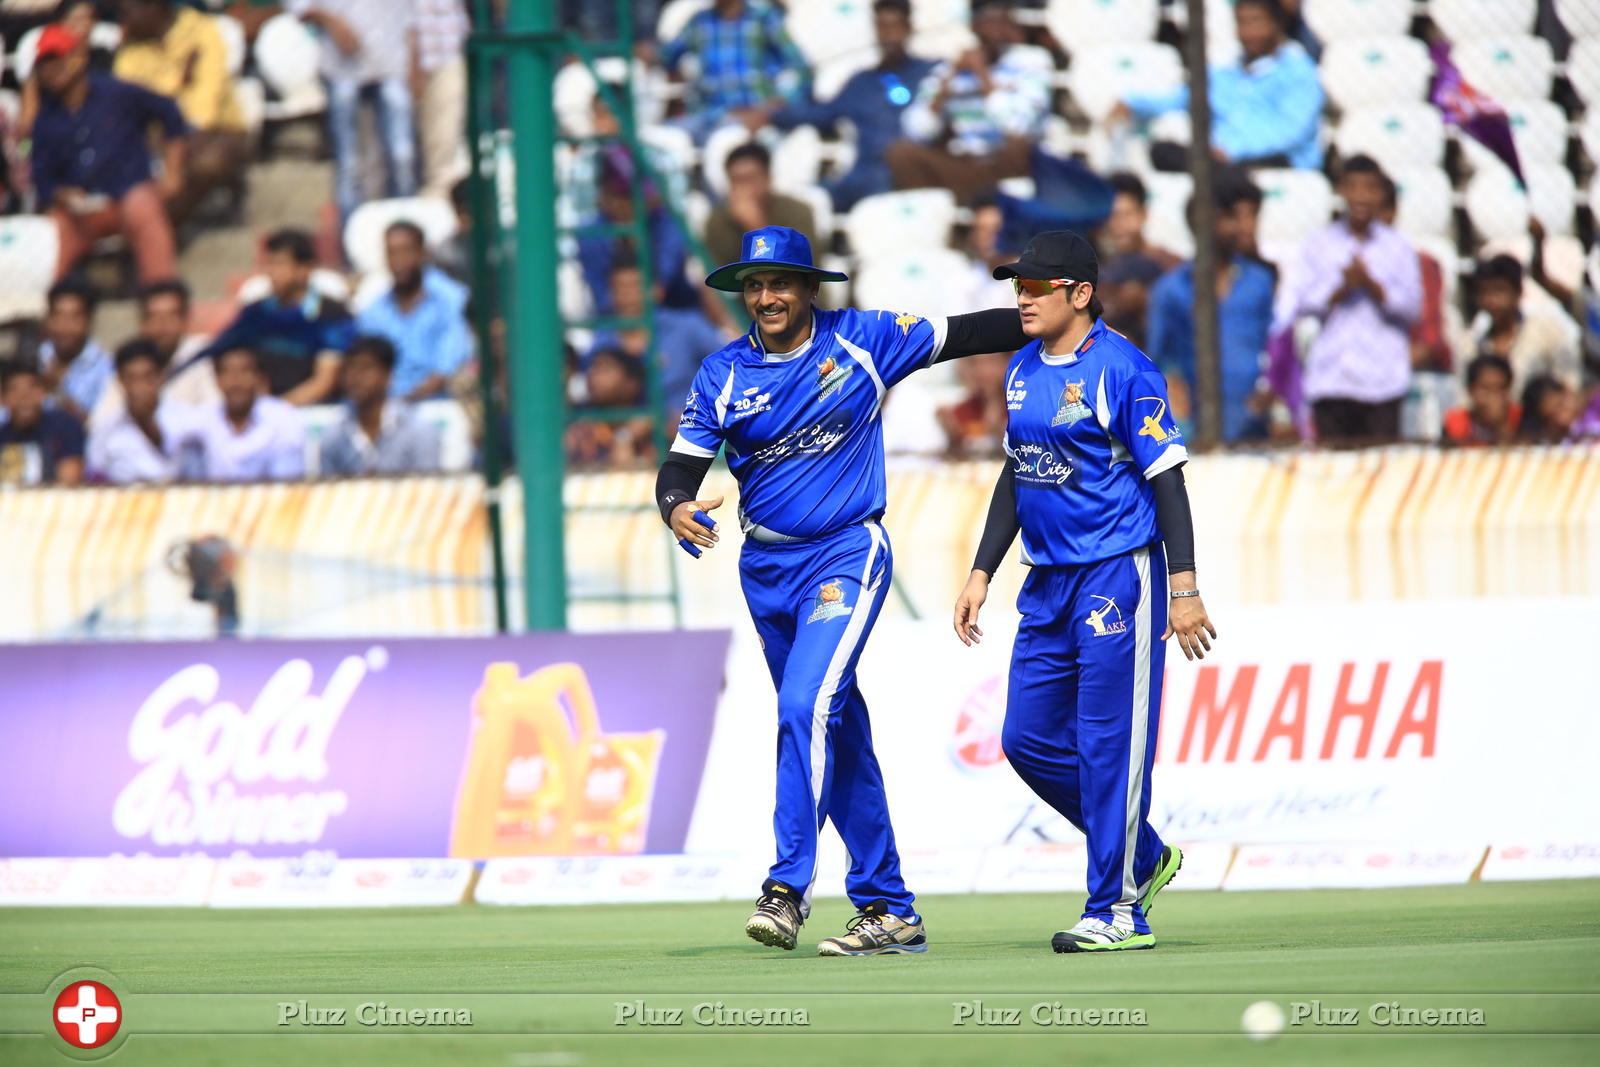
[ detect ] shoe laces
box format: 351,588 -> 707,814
846,911 -> 887,933
755,893 -> 796,920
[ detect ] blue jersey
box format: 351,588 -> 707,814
1003,318 -> 1188,567
672,306 -> 947,540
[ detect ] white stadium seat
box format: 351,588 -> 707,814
1319,36 -> 1431,112
255,12 -> 326,122
1141,171 -> 1194,260
1046,0 -> 1162,47
1302,0 -> 1412,43
1465,163 -> 1577,240
1335,103 -> 1446,169
788,183 -> 836,248
214,13 -> 245,77
787,0 -> 873,67
851,249 -> 974,320
1590,174 -> 1600,231
1067,41 -> 1183,122
656,0 -> 710,45
1254,168 -> 1334,248
911,0 -> 974,56
771,125 -> 824,194
811,53 -> 877,105
343,196 -> 459,277
0,215 -> 59,325
1581,112 -> 1600,174
1568,38 -> 1600,108
1429,0 -> 1537,42
846,188 -> 959,254
1555,0 -> 1600,38
1453,37 -> 1554,104
1387,165 -> 1455,241
13,25 -> 42,84
1460,98 -> 1569,172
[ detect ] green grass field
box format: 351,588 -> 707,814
3,880 -> 1597,1066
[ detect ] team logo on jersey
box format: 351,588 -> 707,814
1084,595 -> 1127,637
1136,396 -> 1182,443
814,355 -> 853,400
1050,380 -> 1092,426
732,388 -> 772,419
807,579 -> 853,623
893,311 -> 921,334
752,236 -> 773,259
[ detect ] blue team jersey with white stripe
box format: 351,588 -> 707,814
1004,318 -> 1188,567
673,306 -> 946,540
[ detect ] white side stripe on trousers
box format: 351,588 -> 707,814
802,521 -> 886,912
1112,546 -> 1153,929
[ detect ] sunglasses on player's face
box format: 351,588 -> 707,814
1011,277 -> 1085,298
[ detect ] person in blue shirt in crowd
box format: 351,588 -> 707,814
952,230 -> 1217,954
768,0 -> 936,211
1147,175 -> 1277,441
587,261 -> 729,425
192,228 -> 355,405
1114,0 -> 1323,171
355,221 -> 473,401
654,225 -> 1029,958
37,278 -> 113,424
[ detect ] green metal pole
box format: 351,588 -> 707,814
465,26 -> 509,633
506,0 -> 568,630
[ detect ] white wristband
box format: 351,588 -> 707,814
1169,589 -> 1200,598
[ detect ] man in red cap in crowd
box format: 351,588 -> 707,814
30,23 -> 189,283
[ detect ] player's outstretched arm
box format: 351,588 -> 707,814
935,308 -> 1031,364
1150,466 -> 1218,660
955,462 -> 1020,645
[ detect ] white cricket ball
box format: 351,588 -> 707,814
1241,1000 -> 1286,1041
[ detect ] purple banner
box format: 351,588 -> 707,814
0,631 -> 731,859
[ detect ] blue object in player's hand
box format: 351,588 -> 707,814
677,510 -> 716,558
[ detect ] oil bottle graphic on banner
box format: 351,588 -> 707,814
449,662 -> 666,857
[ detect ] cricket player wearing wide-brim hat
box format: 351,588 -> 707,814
952,229 -> 1218,952
654,224 -> 1031,955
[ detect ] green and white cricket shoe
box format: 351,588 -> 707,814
745,879 -> 804,951
1137,844 -> 1184,916
817,901 -> 928,956
1052,918 -> 1156,953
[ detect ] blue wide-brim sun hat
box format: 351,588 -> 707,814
704,225 -> 849,292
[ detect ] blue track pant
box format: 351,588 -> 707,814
739,520 -> 916,919
1003,544 -> 1167,932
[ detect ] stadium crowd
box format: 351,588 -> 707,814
0,0 -> 1598,488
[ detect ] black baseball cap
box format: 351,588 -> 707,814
992,229 -> 1099,285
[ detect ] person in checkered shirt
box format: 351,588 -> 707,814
660,0 -> 809,144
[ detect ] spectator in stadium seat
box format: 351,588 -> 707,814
31,23 -> 187,284
1097,172 -> 1180,351
1468,255 -> 1582,395
1519,375 -> 1600,443
410,0 -> 469,199
93,280 -> 222,428
36,278 -> 113,423
1147,177 -> 1276,442
1282,155 -> 1421,444
888,0 -> 1051,205
660,0 -> 810,144
1377,178 -> 1451,378
768,0 -> 936,212
1114,0 -> 1323,172
85,339 -> 198,484
432,177 -> 473,286
1441,354 -> 1519,447
935,351 -> 1008,457
318,335 -> 442,475
115,0 -> 253,225
588,261 -> 727,424
287,0 -> 418,227
1528,219 -> 1600,385
704,142 -> 816,271
566,347 -> 654,468
193,346 -> 307,480
0,362 -> 85,486
355,221 -> 473,401
197,228 -> 353,405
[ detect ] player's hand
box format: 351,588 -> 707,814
1163,593 -> 1217,661
670,496 -> 723,550
953,569 -> 990,646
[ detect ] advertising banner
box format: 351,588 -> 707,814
1,631 -> 730,860
687,599 -> 1599,876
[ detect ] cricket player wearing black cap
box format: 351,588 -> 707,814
951,230 -> 1217,952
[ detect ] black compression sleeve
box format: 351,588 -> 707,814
1150,465 -> 1196,574
972,462 -> 1020,576
936,307 -> 1029,363
655,452 -> 714,525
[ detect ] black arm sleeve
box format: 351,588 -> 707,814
936,307 -> 1029,363
971,462 -> 1020,576
1150,465 -> 1197,574
655,452 -> 714,525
